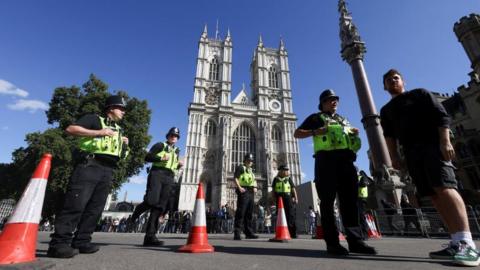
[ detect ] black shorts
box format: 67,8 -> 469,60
404,144 -> 458,197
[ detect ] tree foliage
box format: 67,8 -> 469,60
0,74 -> 151,218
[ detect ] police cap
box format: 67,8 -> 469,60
319,89 -> 339,104
243,153 -> 254,162
166,127 -> 180,139
105,95 -> 127,109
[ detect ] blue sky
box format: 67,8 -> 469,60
0,1 -> 478,202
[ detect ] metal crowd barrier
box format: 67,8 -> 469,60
373,205 -> 480,239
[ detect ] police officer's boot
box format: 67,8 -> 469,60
245,234 -> 259,239
326,243 -> 349,256
143,235 -> 164,246
47,244 -> 79,258
72,243 -> 100,254
348,240 -> 377,255
233,231 -> 242,240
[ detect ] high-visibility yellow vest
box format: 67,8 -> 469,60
78,116 -> 126,158
313,113 -> 361,153
239,166 -> 256,187
358,175 -> 368,199
152,142 -> 179,172
274,176 -> 292,194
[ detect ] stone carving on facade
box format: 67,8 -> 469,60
206,87 -> 220,105
208,48 -> 219,58
268,56 -> 277,66
268,89 -> 282,100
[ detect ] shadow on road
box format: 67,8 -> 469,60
213,245 -> 447,265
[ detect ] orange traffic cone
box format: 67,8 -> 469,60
366,213 -> 382,239
178,182 -> 214,253
269,197 -> 291,242
0,153 -> 52,265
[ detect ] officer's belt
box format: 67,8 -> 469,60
83,154 -> 117,168
151,166 -> 175,175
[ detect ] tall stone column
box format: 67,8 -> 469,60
338,0 -> 404,205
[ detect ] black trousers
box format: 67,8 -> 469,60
144,168 -> 174,237
234,188 -> 255,236
275,195 -> 297,237
50,161 -> 113,247
314,150 -> 363,246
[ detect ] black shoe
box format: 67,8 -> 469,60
327,243 -> 349,256
245,234 -> 259,239
348,241 -> 377,255
47,244 -> 79,258
143,236 -> 164,246
233,234 -> 242,240
291,234 -> 298,239
72,243 -> 100,254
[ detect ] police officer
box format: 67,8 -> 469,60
357,170 -> 370,239
294,89 -> 376,255
48,95 -> 129,258
271,165 -> 298,238
233,153 -> 259,240
141,127 -> 182,246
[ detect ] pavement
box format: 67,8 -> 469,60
1,232 -> 478,270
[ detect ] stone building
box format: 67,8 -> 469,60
178,26 -> 302,211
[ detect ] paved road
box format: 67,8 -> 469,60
2,232 -> 478,270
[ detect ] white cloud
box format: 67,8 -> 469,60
7,99 -> 49,113
0,79 -> 29,97
129,175 -> 147,185
1,126 -> 8,131
301,171 -> 307,179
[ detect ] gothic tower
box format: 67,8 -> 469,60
178,25 -> 233,211
454,14 -> 480,76
250,35 -> 302,189
178,27 -> 301,211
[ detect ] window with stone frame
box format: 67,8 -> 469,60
268,66 -> 279,89
271,125 -> 282,154
209,57 -> 220,81
231,122 -> 256,171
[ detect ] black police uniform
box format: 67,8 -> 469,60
233,165 -> 257,239
298,112 -> 364,245
142,141 -> 180,244
49,114 -> 126,254
271,175 -> 297,238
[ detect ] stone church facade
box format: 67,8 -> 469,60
178,26 -> 302,211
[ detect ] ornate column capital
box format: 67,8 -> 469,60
338,0 -> 367,63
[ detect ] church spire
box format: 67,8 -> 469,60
201,24 -> 208,39
279,36 -> 285,51
225,28 -> 231,41
257,34 -> 264,47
